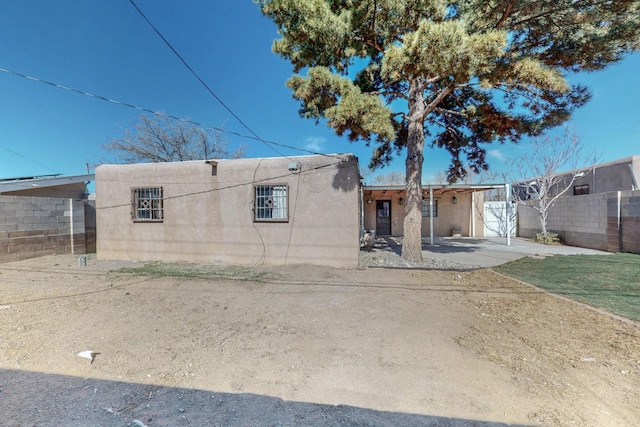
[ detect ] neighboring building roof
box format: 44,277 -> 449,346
0,174 -> 94,195
0,174 -> 61,181
513,155 -> 640,195
567,155 -> 638,173
514,155 -> 639,182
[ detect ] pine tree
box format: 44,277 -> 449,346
257,0 -> 640,262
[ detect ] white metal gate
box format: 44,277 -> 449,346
483,201 -> 516,237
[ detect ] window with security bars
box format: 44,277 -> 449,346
421,199 -> 438,217
132,187 -> 164,221
255,184 -> 288,221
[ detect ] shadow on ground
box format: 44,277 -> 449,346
372,236 -> 480,255
1,369 -> 532,427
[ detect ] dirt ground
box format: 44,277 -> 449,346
0,254 -> 639,427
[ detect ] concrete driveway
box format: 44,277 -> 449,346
421,236 -> 610,268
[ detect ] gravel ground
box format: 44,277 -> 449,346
359,236 -> 477,270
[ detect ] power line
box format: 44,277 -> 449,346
0,66 -> 339,159
128,0 -> 288,158
96,155 -> 352,211
0,143 -> 60,175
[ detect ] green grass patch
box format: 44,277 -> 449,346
494,253 -> 640,322
112,262 -> 271,282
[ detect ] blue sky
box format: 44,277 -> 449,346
1,1 -> 638,184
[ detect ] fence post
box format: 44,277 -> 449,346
617,191 -> 622,252
429,186 -> 434,246
505,183 -> 511,246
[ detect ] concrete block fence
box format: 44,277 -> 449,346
518,189 -> 640,254
0,196 -> 95,263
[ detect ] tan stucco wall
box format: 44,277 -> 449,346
423,193 -> 465,236
96,155 -> 360,268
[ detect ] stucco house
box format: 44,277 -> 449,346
96,154 -> 361,268
362,183 -> 508,240
0,174 -> 95,262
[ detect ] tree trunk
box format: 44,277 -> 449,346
539,199 -> 548,234
401,80 -> 425,263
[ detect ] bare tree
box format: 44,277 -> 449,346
425,169 -> 483,186
477,170 -> 509,201
468,169 -> 514,237
510,127 -> 598,238
359,165 -> 372,184
104,114 -> 246,163
370,171 -> 406,186
441,168 -> 514,237
424,170 -> 449,186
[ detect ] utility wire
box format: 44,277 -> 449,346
0,143 -> 60,175
0,66 -> 339,158
97,156 -> 351,211
128,0 -> 288,158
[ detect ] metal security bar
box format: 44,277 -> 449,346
255,184 -> 287,221
132,187 -> 164,221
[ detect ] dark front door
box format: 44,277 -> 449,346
376,200 -> 391,235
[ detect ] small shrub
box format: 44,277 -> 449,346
533,232 -> 561,245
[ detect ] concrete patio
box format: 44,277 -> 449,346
378,236 -> 610,268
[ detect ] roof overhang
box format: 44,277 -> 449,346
0,174 -> 94,194
363,183 -> 507,196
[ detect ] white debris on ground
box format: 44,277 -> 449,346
77,350 -> 100,363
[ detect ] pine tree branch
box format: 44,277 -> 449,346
369,88 -> 409,101
495,1 -> 517,29
509,3 -> 578,28
434,107 -> 468,118
365,0 -> 385,53
421,84 -> 456,121
426,76 -> 446,85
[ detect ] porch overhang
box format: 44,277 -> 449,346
362,183 -> 507,196
362,183 -> 512,246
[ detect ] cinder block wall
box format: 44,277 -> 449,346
518,190 -> 640,253
84,200 -> 97,253
0,196 -> 90,263
608,190 -> 640,253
